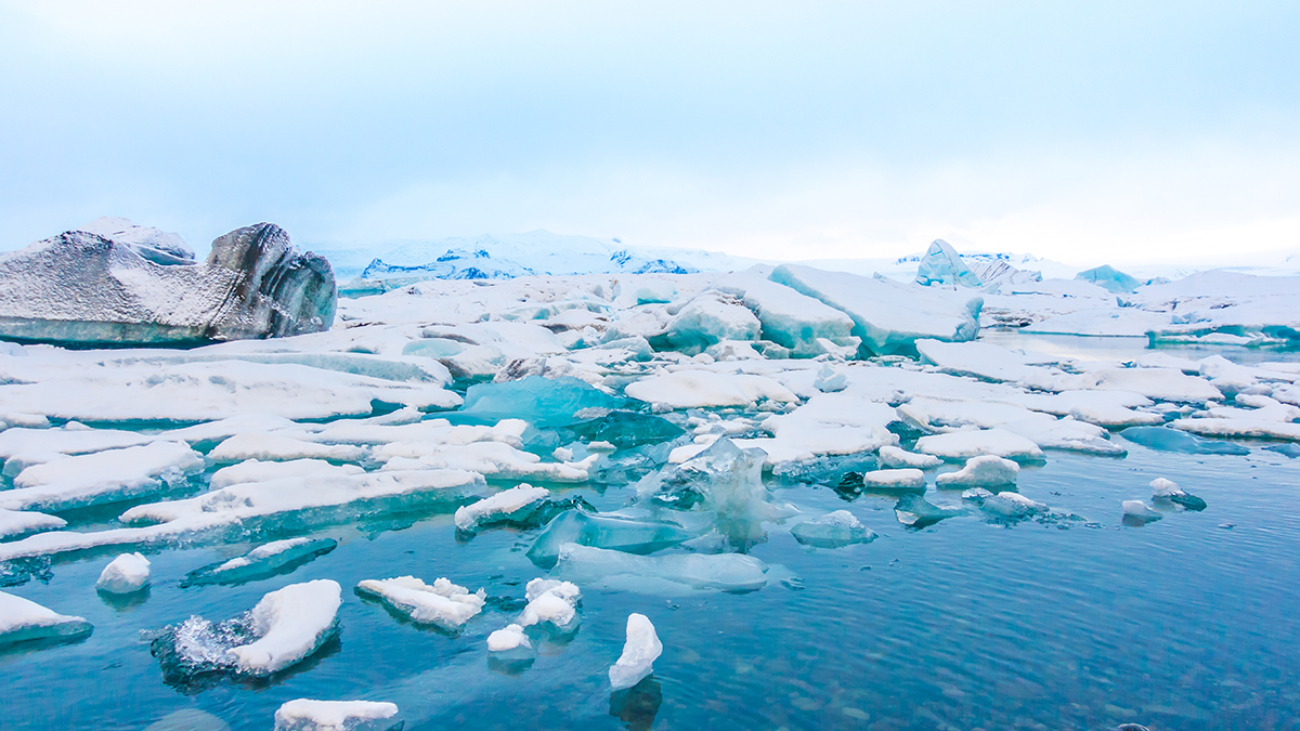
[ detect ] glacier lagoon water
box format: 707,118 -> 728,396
3,341 -> 1300,730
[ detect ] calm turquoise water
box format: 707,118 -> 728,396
3,335 -> 1300,730
2,443 -> 1298,730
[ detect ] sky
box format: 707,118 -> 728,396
1,1 -> 1298,266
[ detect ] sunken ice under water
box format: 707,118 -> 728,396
1,262 -> 1300,731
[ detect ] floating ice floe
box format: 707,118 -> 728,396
156,579 -> 341,680
376,441 -> 595,483
894,495 -> 966,529
878,446 -> 942,469
625,369 -> 798,409
1122,500 -> 1163,525
356,576 -> 485,631
182,538 -> 338,587
97,552 -> 151,594
1,441 -> 204,512
273,699 -> 399,731
0,508 -> 66,541
0,467 -> 483,563
487,623 -> 532,652
855,469 -> 927,491
791,510 -> 878,548
519,578 -> 582,628
0,590 -> 92,647
1119,427 -> 1250,456
557,544 -> 768,592
454,484 -> 551,532
914,428 -> 1044,462
962,489 -> 1049,521
609,613 -> 663,690
207,433 -> 366,463
0,424 -> 155,460
935,455 -> 1020,488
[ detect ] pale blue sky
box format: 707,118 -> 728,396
1,1 -> 1297,264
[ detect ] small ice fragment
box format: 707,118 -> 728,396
454,484 -> 550,532
878,446 -> 942,469
487,623 -> 533,652
142,708 -> 231,731
935,455 -> 1019,488
1122,500 -> 1162,524
1150,477 -> 1207,511
814,365 -> 848,393
356,576 -> 485,630
0,590 -> 92,648
791,510 -> 878,549
858,468 -> 927,490
609,613 -> 663,690
273,699 -> 399,731
894,494 -> 965,528
96,552 -> 151,594
519,578 -> 581,628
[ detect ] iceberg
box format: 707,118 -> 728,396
769,264 -> 982,355
935,455 -> 1020,488
181,538 -> 338,587
915,239 -> 983,288
0,590 -> 92,647
273,699 -> 399,731
0,221 -> 335,347
96,552 -> 151,594
660,293 -> 761,351
1075,264 -> 1141,294
356,576 -> 485,631
713,268 -> 860,357
526,510 -> 694,568
790,510 -> 878,548
609,613 -> 663,691
557,543 -> 768,592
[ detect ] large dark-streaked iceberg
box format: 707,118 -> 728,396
0,220 -> 336,347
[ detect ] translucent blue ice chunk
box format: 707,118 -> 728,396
458,376 -> 627,428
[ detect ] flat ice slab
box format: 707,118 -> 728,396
273,699 -> 399,731
0,590 -> 92,647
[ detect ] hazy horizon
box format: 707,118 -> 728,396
2,1 -> 1297,266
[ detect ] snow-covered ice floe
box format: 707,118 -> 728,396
0,590 -> 92,647
356,576 -> 485,631
273,699 -> 400,731
154,579 -> 341,679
